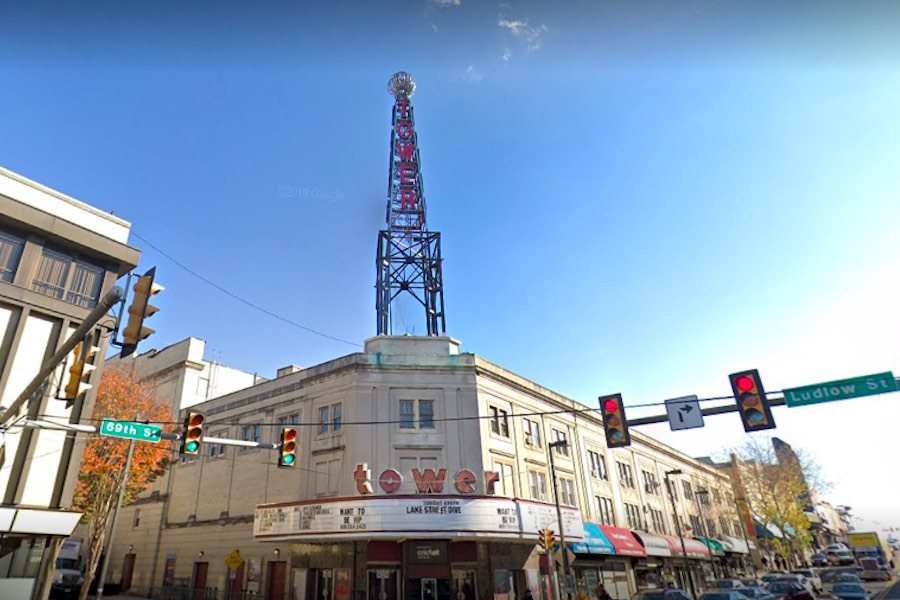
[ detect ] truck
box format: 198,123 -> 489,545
50,537 -> 84,599
847,532 -> 893,566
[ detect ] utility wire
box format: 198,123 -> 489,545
42,392 -> 751,428
130,231 -> 362,348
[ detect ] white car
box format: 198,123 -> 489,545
791,571 -> 822,594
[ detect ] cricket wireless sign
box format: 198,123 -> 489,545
254,464 -> 585,542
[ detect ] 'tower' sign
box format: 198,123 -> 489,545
353,464 -> 501,495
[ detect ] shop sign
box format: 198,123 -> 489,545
254,496 -> 584,541
408,541 -> 448,564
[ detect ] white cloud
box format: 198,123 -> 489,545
428,0 -> 460,7
500,48 -> 512,62
431,24 -> 439,32
498,16 -> 548,51
463,65 -> 483,83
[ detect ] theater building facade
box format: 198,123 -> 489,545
107,336 -> 753,599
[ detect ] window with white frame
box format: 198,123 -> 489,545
689,514 -> 703,536
278,414 -> 300,426
492,460 -> 514,497
587,450 -> 608,480
596,496 -> 616,526
557,476 -> 577,507
317,403 -> 341,434
650,508 -> 666,534
682,480 -> 694,500
642,470 -> 660,495
624,502 -> 642,529
240,424 -> 261,451
528,470 -> 548,502
551,429 -> 569,456
31,247 -> 105,308
0,230 -> 25,283
208,431 -> 227,458
489,406 -> 509,437
399,400 -> 435,429
618,462 -> 635,488
523,419 -> 541,448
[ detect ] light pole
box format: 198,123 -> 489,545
666,469 -> 697,600
734,496 -> 754,576
549,440 -> 573,600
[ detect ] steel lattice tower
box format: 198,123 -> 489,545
376,72 -> 446,336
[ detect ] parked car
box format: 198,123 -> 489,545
827,543 -> 851,553
811,554 -> 829,567
770,576 -> 813,596
765,582 -> 814,600
700,592 -> 748,600
821,568 -> 862,584
735,587 -> 775,600
711,580 -> 747,590
761,574 -> 789,587
791,570 -> 822,593
831,583 -> 870,600
740,579 -> 765,589
632,589 -> 694,600
858,558 -> 892,582
827,550 -> 856,565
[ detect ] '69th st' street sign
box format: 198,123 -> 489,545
784,372 -> 897,408
99,419 -> 162,443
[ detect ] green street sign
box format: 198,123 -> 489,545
100,419 -> 162,443
784,372 -> 898,407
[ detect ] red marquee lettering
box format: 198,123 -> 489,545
398,163 -> 417,186
484,470 -> 500,495
411,468 -> 447,493
399,187 -> 417,210
379,469 -> 403,494
454,469 -> 477,494
397,141 -> 416,162
396,121 -> 413,139
396,101 -> 410,120
354,463 -> 373,494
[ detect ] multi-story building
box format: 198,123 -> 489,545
0,166 -> 140,598
106,336 -> 750,600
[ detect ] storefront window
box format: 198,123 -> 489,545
452,569 -> 477,600
369,568 -> 400,600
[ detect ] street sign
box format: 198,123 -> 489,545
99,419 -> 162,443
225,549 -> 244,570
784,372 -> 898,408
665,396 -> 704,431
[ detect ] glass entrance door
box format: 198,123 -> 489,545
368,568 -> 400,600
451,569 -> 477,600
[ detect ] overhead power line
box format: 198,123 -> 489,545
130,231 -> 362,348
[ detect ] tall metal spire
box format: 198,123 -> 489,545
375,72 -> 447,336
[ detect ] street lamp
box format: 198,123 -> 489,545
666,469 -> 698,600
549,439 -> 573,600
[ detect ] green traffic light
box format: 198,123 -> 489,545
283,454 -> 295,465
186,440 -> 199,453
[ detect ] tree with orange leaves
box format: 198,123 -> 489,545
73,367 -> 171,600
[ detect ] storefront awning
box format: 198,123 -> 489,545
753,520 -> 784,539
658,535 -> 711,559
721,535 -> 750,554
569,522 -> 616,555
632,531 -> 673,557
598,525 -> 647,557
696,537 -> 726,556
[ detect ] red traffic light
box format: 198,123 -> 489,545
604,399 -> 620,414
279,427 -> 298,468
735,375 -> 755,392
599,393 -> 631,448
189,413 -> 204,427
180,411 -> 205,455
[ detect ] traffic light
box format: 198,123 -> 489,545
599,393 -> 631,448
539,529 -> 556,551
58,334 -> 99,408
278,428 -> 298,467
729,369 -> 776,432
120,267 -> 164,358
179,411 -> 205,455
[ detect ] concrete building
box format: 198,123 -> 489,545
0,166 -> 140,598
106,336 -> 750,600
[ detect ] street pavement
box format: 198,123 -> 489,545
877,577 -> 900,600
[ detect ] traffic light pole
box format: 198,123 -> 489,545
548,441 -> 572,600
0,286 -> 124,426
666,471 -> 698,600
95,434 -> 135,600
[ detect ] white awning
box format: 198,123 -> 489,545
1,508 -> 81,536
722,535 -> 750,554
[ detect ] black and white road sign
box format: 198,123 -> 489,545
665,395 -> 704,431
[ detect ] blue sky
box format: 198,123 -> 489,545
2,1 -> 899,528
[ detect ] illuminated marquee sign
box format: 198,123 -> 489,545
354,463 -> 500,495
254,496 -> 584,542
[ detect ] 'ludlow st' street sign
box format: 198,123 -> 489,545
784,371 -> 897,407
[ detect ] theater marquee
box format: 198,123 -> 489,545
254,496 -> 584,542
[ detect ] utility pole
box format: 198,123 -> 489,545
696,489 -> 715,579
548,440 -> 572,600
666,470 -> 697,599
96,435 -> 135,600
